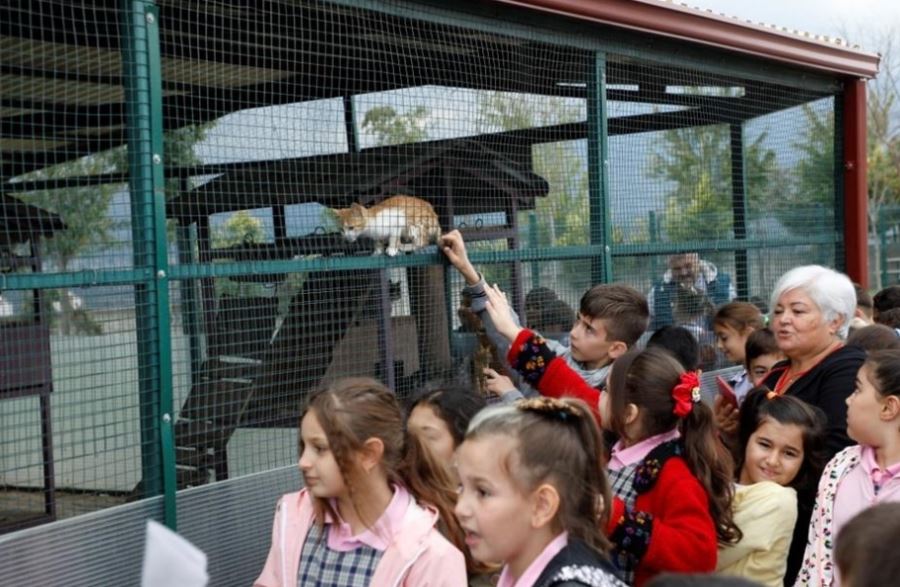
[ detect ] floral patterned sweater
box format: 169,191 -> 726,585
507,330 -> 719,587
795,445 -> 862,587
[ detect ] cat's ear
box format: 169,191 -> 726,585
350,202 -> 365,212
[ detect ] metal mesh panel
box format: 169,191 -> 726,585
0,285 -> 152,529
2,0 -> 852,578
177,466 -> 300,586
607,56 -> 839,303
0,496 -> 163,585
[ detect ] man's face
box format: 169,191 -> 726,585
669,254 -> 699,286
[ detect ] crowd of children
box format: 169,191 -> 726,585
253,233 -> 900,587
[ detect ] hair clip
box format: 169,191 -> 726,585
672,371 -> 701,418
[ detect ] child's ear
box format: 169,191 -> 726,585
623,403 -> 640,427
530,483 -> 560,529
608,340 -> 628,360
358,437 -> 386,473
882,395 -> 900,421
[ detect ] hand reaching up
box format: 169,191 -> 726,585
483,284 -> 523,342
439,230 -> 479,285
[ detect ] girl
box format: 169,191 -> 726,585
406,384 -> 498,584
713,302 -> 766,402
406,384 -> 487,483
717,387 -> 826,587
255,377 -> 467,587
797,350 -> 900,586
455,396 -> 627,587
481,284 -> 739,586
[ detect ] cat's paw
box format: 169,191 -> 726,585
386,247 -> 399,257
372,249 -> 384,256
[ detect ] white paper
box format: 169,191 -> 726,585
141,520 -> 209,587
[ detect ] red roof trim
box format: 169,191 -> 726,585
486,0 -> 880,78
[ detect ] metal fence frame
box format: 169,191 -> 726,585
0,0 -> 864,542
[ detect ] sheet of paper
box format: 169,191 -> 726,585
141,519 -> 209,587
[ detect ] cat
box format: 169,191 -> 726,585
333,195 -> 441,256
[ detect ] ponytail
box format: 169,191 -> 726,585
608,348 -> 741,545
466,397 -> 613,554
681,401 -> 741,544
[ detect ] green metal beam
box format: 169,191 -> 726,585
0,268 -> 153,291
587,52 -> 613,284
121,0 -> 177,529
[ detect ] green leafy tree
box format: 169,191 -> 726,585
211,211 -> 267,298
211,210 -> 265,249
17,123 -> 213,332
866,32 -> 900,290
650,122 -> 780,241
477,92 -> 589,288
361,105 -> 428,145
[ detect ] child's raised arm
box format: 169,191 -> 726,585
440,230 -> 480,285
482,284 -> 523,342
485,285 -> 603,422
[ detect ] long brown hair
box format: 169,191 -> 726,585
607,347 -> 741,544
713,301 -> 765,333
465,397 -> 613,554
301,378 -> 469,566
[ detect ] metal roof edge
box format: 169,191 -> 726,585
485,0 -> 881,78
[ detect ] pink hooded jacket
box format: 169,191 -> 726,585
254,489 -> 467,587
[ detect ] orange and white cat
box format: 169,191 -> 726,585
333,195 -> 441,256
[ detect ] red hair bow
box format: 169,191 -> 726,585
672,371 -> 701,418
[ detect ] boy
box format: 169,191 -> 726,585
440,229 -> 649,403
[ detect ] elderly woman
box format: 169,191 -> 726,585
760,265 -> 866,457
717,265 -> 866,585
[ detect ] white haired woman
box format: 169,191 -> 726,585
761,265 -> 865,458
746,265 -> 865,585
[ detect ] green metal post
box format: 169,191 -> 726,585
121,0 -> 177,529
529,212 -> 540,289
587,53 -> 613,284
648,211 -> 659,283
730,124 -> 750,300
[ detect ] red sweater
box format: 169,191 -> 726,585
507,330 -> 718,586
506,329 -> 605,423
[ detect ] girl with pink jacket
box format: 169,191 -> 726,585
255,378 -> 467,587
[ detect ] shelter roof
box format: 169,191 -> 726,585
167,138 -> 550,219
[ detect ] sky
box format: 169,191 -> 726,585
684,0 -> 898,54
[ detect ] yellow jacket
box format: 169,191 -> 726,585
717,481 -> 798,587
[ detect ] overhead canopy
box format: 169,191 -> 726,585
167,138 -> 550,220
1,0 -> 858,182
0,193 -> 64,248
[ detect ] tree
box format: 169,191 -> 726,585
211,210 -> 265,249
361,105 -> 428,146
16,123 -> 213,333
650,122 -> 780,241
866,32 -> 900,290
477,91 -> 589,289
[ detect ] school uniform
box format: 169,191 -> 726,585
507,331 -> 719,586
255,486 -> 466,587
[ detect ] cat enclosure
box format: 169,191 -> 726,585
0,0 -> 878,584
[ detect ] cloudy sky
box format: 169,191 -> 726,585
685,0 -> 897,53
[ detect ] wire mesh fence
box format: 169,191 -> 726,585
1,0 -> 852,556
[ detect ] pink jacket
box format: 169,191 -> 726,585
254,489 -> 467,587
